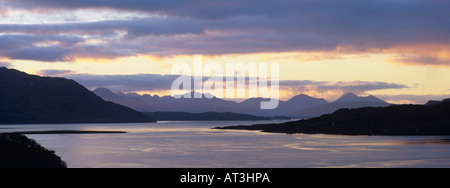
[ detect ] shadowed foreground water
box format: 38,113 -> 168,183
2,121 -> 450,168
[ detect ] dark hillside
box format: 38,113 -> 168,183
0,67 -> 155,124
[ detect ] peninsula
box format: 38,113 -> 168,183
215,99 -> 450,136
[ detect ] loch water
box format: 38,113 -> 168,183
2,121 -> 450,168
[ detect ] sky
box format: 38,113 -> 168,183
1,0 -> 450,104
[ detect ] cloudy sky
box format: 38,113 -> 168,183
1,0 -> 450,103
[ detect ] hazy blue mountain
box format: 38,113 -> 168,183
94,88 -> 329,117
425,98 -> 450,106
290,93 -> 390,118
239,95 -> 328,116
335,93 -> 388,104
280,94 -> 329,114
239,97 -> 285,116
0,67 -> 155,124
93,88 -> 390,118
94,88 -> 248,114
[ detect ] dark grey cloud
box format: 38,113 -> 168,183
1,0 -> 450,62
0,17 -> 211,61
5,0 -> 450,40
5,0 -> 450,36
0,34 -> 85,61
62,72 -> 409,96
0,17 -> 205,37
5,46 -> 71,62
2,0 -> 272,19
66,73 -> 183,92
0,34 -> 83,48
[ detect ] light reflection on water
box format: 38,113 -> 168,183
2,121 -> 450,168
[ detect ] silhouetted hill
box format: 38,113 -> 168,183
0,133 -> 67,168
216,99 -> 450,136
239,95 -> 328,116
335,93 -> 388,104
290,93 -> 390,118
144,112 -> 290,121
0,67 -> 155,124
238,97 -> 285,116
425,98 -> 450,106
285,94 -> 329,110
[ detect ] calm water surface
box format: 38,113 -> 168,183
2,121 -> 450,168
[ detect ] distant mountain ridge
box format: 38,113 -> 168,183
216,98 -> 450,136
94,88 -> 390,118
425,98 -> 450,106
94,88 -> 331,116
238,94 -> 329,116
289,92 -> 390,118
335,93 -> 388,104
0,67 -> 155,124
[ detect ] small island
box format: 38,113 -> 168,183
215,99 -> 450,136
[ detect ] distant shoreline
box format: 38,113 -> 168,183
214,122 -> 450,136
143,111 -> 290,121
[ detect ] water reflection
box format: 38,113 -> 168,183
400,138 -> 450,145
2,122 -> 450,168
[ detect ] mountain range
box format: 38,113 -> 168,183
216,98 -> 450,136
0,67 -> 155,124
289,93 -> 390,118
93,88 -> 390,118
0,66 -> 392,124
